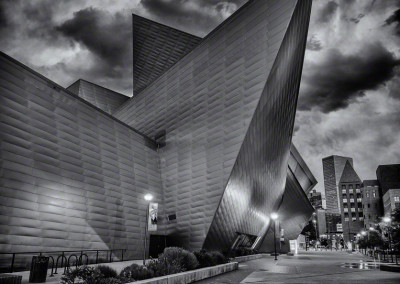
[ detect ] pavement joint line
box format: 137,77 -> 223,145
273,269 -> 371,280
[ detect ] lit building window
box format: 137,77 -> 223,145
394,196 -> 400,202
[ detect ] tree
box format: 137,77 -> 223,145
301,220 -> 317,241
391,209 -> 400,252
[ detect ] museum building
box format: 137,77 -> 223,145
0,0 -> 315,269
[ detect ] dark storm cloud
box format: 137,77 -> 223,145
317,1 -> 338,23
306,35 -> 323,51
140,0 -> 246,36
385,9 -> 400,35
299,42 -> 400,113
348,13 -> 364,24
57,7 -> 131,77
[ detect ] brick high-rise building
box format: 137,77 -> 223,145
376,165 -> 400,217
362,180 -> 382,229
339,161 -> 363,243
308,189 -> 323,209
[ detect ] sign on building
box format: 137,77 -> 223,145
148,202 -> 158,231
336,223 -> 343,232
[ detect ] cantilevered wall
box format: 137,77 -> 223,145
0,52 -> 163,267
258,145 -> 316,253
115,0 -> 312,251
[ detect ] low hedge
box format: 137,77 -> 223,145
61,247 -> 228,283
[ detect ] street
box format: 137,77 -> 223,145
197,250 -> 400,283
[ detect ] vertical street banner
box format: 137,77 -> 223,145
148,202 -> 158,231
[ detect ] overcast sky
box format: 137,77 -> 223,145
0,0 -> 399,196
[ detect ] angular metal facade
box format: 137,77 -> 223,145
203,0 -> 312,251
132,14 -> 202,96
0,53 -> 162,263
258,144 -> 316,253
67,79 -> 129,115
0,0 -> 314,267
115,0 -> 312,251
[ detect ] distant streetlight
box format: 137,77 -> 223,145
271,213 -> 279,260
357,233 -> 361,237
143,193 -> 153,265
383,216 -> 391,223
361,231 -> 366,236
369,227 -> 374,231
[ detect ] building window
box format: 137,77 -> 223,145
368,203 -> 370,208
356,184 -> 360,189
349,185 -> 353,189
366,192 -> 370,198
357,203 -> 362,208
357,193 -> 361,198
350,194 -> 354,199
344,213 -> 349,218
373,191 -> 376,198
394,196 -> 400,202
342,194 -> 347,200
342,185 -> 346,190
359,212 -> 363,217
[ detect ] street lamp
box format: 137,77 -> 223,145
143,193 -> 153,265
271,213 -> 279,260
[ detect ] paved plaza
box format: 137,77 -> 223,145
198,250 -> 400,284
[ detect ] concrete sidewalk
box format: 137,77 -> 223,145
197,250 -> 400,283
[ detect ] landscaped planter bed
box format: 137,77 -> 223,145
129,262 -> 239,284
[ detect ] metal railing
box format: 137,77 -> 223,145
359,248 -> 399,265
0,249 -> 125,274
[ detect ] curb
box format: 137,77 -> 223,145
131,262 -> 239,284
380,264 -> 400,273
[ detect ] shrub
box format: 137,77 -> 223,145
233,247 -> 258,257
162,247 -> 198,271
194,250 -> 227,268
209,251 -> 227,265
61,266 -> 103,284
119,263 -> 154,281
96,265 -> 118,278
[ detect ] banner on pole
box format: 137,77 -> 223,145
148,202 -> 158,231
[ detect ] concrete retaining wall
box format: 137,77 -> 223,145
131,262 -> 239,284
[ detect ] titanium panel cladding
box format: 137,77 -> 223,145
258,168 -> 314,253
132,14 -> 201,96
67,79 -> 129,115
0,53 -> 163,262
115,0 -> 310,250
204,0 -> 312,251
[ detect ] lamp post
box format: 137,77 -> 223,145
271,213 -> 279,261
143,193 -> 153,265
356,233 -> 361,252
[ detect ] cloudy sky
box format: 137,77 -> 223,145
0,0 -> 399,196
